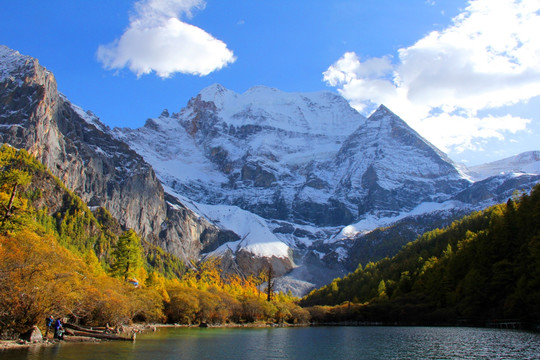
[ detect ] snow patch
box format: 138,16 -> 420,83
200,204 -> 290,259
327,200 -> 465,243
69,101 -> 109,133
163,185 -> 291,259
0,46 -> 34,84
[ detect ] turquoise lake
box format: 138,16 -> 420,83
2,326 -> 539,359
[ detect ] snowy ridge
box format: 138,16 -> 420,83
66,98 -> 111,134
0,45 -> 54,87
199,84 -> 363,136
114,114 -> 227,187
467,151 -> 540,181
334,105 -> 467,189
327,200 -> 465,243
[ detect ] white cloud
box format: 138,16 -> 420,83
324,0 -> 540,153
97,0 -> 236,77
417,113 -> 530,153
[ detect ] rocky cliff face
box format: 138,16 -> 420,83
0,45 -> 226,262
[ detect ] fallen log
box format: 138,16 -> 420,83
68,330 -> 135,341
63,336 -> 101,343
89,326 -> 110,331
64,323 -> 109,335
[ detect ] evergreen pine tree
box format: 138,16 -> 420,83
111,229 -> 143,281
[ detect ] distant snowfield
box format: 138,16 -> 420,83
468,151 -> 540,181
327,200 -> 465,243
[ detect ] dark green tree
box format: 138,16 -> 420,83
111,229 -> 143,281
0,146 -> 37,232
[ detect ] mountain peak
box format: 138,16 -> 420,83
198,83 -> 237,109
200,83 -> 228,95
189,84 -> 364,136
372,104 -> 392,115
160,109 -> 170,118
365,105 -> 448,157
367,104 -> 405,125
243,85 -> 281,95
0,45 -> 39,82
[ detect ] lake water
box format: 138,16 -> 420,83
2,326 -> 539,359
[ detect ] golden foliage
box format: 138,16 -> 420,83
157,258 -> 309,325
0,230 -> 164,336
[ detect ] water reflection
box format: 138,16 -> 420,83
2,327 -> 539,360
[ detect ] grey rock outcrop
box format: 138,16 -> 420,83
0,45 -> 226,261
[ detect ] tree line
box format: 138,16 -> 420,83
0,146 -> 308,338
301,183 -> 540,326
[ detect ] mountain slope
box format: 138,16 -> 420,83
330,105 -> 469,217
301,183 -> 540,325
0,45 -> 231,262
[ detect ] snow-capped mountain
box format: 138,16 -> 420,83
2,45 -> 539,296
114,83 -> 540,294
116,84 -> 367,224
116,85 -> 470,226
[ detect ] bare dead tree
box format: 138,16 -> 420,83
266,263 -> 274,302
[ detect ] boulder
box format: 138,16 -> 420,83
20,326 -> 43,343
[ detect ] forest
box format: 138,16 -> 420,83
0,145 -> 308,339
301,183 -> 540,326
1,144 -> 539,339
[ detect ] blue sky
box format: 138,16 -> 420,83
1,0 -> 539,166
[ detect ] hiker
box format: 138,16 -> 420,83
53,318 -> 64,340
44,315 -> 54,338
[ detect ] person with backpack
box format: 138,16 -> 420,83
53,317 -> 64,340
44,315 -> 54,338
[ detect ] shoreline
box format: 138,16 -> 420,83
0,322 -> 307,351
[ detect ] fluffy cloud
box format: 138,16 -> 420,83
324,0 -> 540,153
97,0 -> 236,77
